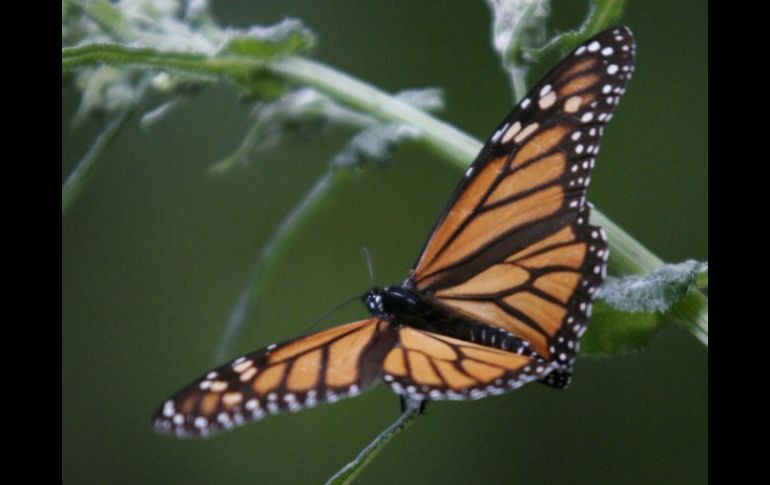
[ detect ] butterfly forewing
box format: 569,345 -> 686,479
153,318 -> 396,437
412,27 -> 633,286
410,27 -> 633,371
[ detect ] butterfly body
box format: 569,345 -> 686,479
154,26 -> 635,438
364,285 -> 535,357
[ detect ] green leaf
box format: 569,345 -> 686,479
484,0 -> 550,99
218,19 -> 315,59
329,87 -> 443,168
394,88 -> 444,113
599,260 -> 708,313
331,124 -> 422,169
209,88 -> 365,174
72,65 -> 137,121
696,268 -> 708,289
583,261 -> 708,354
485,0 -> 627,102
582,302 -> 662,355
582,0 -> 627,39
523,0 -> 627,64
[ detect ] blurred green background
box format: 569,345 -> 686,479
62,1 -> 707,484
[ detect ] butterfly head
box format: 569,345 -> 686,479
362,287 -> 385,315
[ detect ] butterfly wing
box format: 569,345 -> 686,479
153,318 -> 397,437
382,325 -> 557,400
410,27 -> 634,371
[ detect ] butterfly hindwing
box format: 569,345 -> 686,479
382,326 -> 557,400
153,318 -> 396,437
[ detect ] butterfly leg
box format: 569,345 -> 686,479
399,395 -> 428,415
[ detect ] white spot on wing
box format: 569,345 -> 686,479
513,123 -> 538,143
162,401 -> 175,418
501,121 -> 522,144
564,96 -> 582,113
539,91 -> 557,109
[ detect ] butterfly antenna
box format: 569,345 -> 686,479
363,246 -> 376,287
300,247 -> 376,336
300,295 -> 361,335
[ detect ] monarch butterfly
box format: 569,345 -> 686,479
154,26 -> 635,437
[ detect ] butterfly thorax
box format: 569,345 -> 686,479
362,286 -> 427,319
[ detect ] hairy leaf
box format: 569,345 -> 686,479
331,124 -> 422,169
583,260 -> 708,354
219,19 -> 315,59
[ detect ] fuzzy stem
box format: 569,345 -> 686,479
62,106 -> 134,214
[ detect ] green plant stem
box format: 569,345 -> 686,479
62,44 -> 256,83
510,66 -> 529,103
325,398 -> 422,485
62,105 -> 134,213
269,57 -> 480,168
